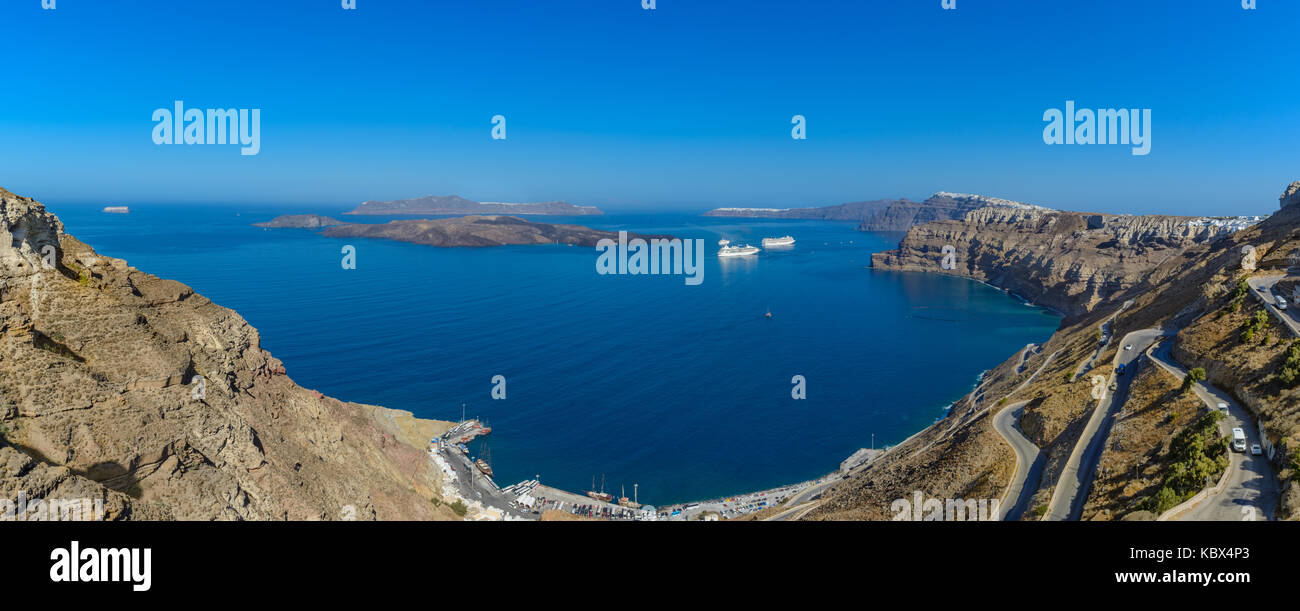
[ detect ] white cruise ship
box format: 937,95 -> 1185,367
761,235 -> 795,247
717,239 -> 760,257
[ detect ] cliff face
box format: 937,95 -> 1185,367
0,188 -> 457,520
702,192 -> 1051,232
870,207 -> 1237,317
810,183 -> 1300,521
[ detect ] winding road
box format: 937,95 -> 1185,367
1043,328 -> 1162,521
1146,340 -> 1279,521
993,401 -> 1044,521
1247,274 -> 1300,337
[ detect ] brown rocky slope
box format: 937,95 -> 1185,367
0,187 -> 457,520
808,183 -> 1299,520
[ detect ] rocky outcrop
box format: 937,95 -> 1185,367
252,214 -> 342,229
346,195 -> 602,216
0,187 -> 458,520
871,206 -> 1237,317
703,192 -> 1051,232
1281,182 -> 1300,210
320,215 -> 671,248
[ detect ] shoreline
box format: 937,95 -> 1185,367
431,252 -> 1064,520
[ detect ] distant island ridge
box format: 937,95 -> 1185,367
319,215 -> 670,248
703,192 -> 1054,233
252,214 -> 342,229
346,195 -> 602,216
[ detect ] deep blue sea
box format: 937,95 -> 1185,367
47,203 -> 1060,505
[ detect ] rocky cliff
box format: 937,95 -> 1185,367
0,187 -> 458,520
702,192 -> 1051,232
870,207 -> 1240,317
807,183 -> 1300,521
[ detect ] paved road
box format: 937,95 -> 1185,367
764,474 -> 846,521
1146,341 -> 1279,521
992,401 -> 1043,521
1072,300 -> 1134,381
1044,329 -> 1162,521
1247,275 -> 1300,337
438,446 -> 535,520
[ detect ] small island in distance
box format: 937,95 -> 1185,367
320,215 -> 669,248
345,195 -> 602,216
252,214 -> 343,228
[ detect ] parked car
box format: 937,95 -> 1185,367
1251,443 -> 1263,456
1232,428 -> 1247,452
1217,402 -> 1229,415
1125,344 -> 1133,351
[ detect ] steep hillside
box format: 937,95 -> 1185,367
808,183 -> 1300,521
0,188 -> 458,520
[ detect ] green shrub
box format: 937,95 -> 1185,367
1240,310 -> 1270,344
1182,367 -> 1206,393
1226,279 -> 1249,313
449,500 -> 468,517
1279,341 -> 1300,387
1148,486 -> 1180,514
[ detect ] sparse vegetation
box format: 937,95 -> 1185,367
1143,412 -> 1228,515
1240,310 -> 1269,343
1226,279 -> 1249,313
449,500 -> 468,517
1033,504 -> 1048,517
1278,341 -> 1300,387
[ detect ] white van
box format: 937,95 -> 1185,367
1232,428 -> 1247,452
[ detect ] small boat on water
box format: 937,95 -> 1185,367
474,444 -> 494,477
761,235 -> 795,247
101,206 -> 129,214
717,239 -> 760,257
587,474 -> 614,503
619,483 -> 642,509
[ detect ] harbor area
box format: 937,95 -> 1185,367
425,419 -> 881,522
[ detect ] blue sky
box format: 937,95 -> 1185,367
1,0 -> 1296,215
